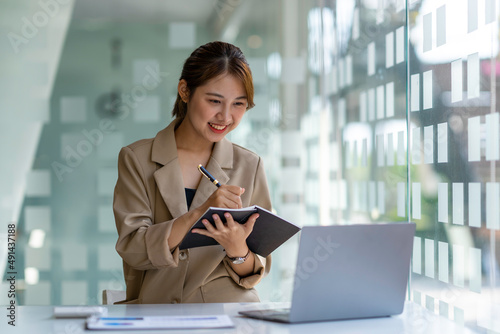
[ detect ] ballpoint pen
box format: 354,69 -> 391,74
198,164 -> 221,187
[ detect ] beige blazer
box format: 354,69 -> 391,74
113,120 -> 272,304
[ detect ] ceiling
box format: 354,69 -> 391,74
72,0 -> 223,24
70,0 -> 279,43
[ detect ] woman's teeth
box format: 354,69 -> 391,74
210,123 -> 226,130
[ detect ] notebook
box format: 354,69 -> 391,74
239,223 -> 416,323
179,205 -> 301,257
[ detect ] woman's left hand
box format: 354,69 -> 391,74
191,212 -> 260,257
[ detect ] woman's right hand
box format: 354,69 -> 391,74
203,185 -> 245,209
168,185 -> 244,251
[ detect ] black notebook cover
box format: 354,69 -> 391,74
178,205 -> 301,257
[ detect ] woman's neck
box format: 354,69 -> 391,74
174,118 -> 214,154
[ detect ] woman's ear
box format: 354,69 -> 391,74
178,79 -> 190,103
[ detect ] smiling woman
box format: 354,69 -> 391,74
172,41 -> 255,120
112,41 -> 273,304
176,74 -> 248,146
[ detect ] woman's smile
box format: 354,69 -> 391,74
208,122 -> 229,133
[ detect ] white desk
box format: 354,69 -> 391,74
2,301 -> 478,333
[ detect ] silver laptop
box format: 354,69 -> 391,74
239,223 -> 415,323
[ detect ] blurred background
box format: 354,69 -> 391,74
0,0 -> 499,332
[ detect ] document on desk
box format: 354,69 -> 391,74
86,315 -> 234,330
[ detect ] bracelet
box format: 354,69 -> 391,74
227,249 -> 251,264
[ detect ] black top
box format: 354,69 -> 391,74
185,188 -> 196,209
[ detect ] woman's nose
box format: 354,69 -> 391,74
217,105 -> 231,122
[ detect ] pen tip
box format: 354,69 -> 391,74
198,164 -> 202,168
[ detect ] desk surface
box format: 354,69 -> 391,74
2,301 -> 478,333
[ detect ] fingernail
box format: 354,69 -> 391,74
212,215 -> 218,220
256,214 -> 260,219
224,212 -> 230,218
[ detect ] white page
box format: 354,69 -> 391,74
86,315 -> 234,330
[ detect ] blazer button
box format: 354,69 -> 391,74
179,251 -> 187,261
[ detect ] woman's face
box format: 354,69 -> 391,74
181,74 -> 248,143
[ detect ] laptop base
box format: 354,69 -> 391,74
238,309 -> 291,323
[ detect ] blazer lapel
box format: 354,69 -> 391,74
152,120 -> 188,218
190,138 -> 233,210
151,121 -> 235,216
154,161 -> 188,218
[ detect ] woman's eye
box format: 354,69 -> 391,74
234,102 -> 245,107
210,100 -> 221,104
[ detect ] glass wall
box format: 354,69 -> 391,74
1,0 -> 499,332
407,0 -> 500,331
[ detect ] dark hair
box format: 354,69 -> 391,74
172,41 -> 255,119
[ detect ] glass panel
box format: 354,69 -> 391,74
408,0 -> 500,331
329,1 -> 408,225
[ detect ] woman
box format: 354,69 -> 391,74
113,41 -> 272,304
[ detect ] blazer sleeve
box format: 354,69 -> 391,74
223,156 -> 272,289
113,146 -> 180,271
